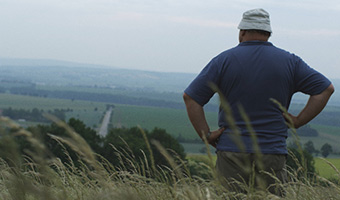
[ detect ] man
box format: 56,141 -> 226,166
183,8 -> 334,196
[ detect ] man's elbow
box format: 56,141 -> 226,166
183,93 -> 201,106
183,93 -> 191,102
326,84 -> 335,96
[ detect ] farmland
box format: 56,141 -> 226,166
287,124 -> 340,153
1,119 -> 339,200
1,64 -> 340,156
0,93 -> 206,139
2,92 -> 340,156
1,63 -> 340,199
0,93 -> 108,128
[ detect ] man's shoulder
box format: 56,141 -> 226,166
218,42 -> 290,53
218,46 -> 239,55
213,46 -> 240,60
271,44 -> 293,54
266,43 -> 302,58
213,42 -> 301,64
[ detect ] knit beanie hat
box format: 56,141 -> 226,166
238,8 -> 272,33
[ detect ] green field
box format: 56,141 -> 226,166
0,93 -> 107,128
315,157 -> 340,179
286,124 -> 340,152
181,142 -> 217,154
187,154 -> 340,180
2,93 -> 340,182
1,93 -> 340,154
0,93 -> 218,139
110,104 -> 219,140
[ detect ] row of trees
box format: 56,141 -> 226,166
285,140 -> 334,178
7,86 -> 187,110
1,107 -> 69,122
17,118 -> 186,173
9,117 -> 328,180
303,140 -> 333,158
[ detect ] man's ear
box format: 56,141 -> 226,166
240,30 -> 246,37
239,30 -> 246,43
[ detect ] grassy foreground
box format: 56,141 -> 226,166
1,116 -> 340,200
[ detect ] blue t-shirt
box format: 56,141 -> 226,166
184,41 -> 331,154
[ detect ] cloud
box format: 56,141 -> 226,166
107,11 -> 237,29
277,28 -> 340,37
235,0 -> 340,11
167,16 -> 237,28
0,0 -> 339,76
110,11 -> 149,21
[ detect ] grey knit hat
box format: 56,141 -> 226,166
238,8 -> 272,33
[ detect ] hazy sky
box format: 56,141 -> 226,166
1,0 -> 339,78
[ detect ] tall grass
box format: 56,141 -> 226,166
0,115 -> 340,200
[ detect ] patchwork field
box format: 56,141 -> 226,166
0,93 -> 217,140
1,93 -> 340,155
110,104 -> 219,140
0,93 -> 107,128
287,124 -> 340,153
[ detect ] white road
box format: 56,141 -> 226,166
98,107 -> 113,137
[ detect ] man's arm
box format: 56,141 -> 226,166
286,84 -> 335,128
183,93 -> 224,147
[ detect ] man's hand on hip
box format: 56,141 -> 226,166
205,127 -> 225,148
284,84 -> 334,129
283,112 -> 301,129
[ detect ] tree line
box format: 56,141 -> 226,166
285,140 -> 334,178
303,140 -> 333,158
8,118 -> 325,180
14,119 -> 194,177
6,86 -> 187,110
2,85 -> 219,111
1,107 -> 70,122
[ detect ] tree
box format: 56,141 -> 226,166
22,121 -> 185,175
286,147 -> 315,177
102,127 -> 147,166
304,140 -> 316,155
102,126 -> 185,169
67,118 -> 102,153
321,143 -> 333,158
149,127 -> 186,167
26,123 -> 72,163
31,108 -> 40,119
25,118 -> 102,167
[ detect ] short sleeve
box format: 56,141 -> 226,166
184,58 -> 221,106
293,56 -> 331,95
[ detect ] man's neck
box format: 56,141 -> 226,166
239,31 -> 269,42
243,36 -> 268,42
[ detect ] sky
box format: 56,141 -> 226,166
0,0 -> 340,78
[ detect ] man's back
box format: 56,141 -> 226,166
185,40 -> 331,154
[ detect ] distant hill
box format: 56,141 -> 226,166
0,57 -> 339,106
0,58 -> 196,93
0,57 -> 111,68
